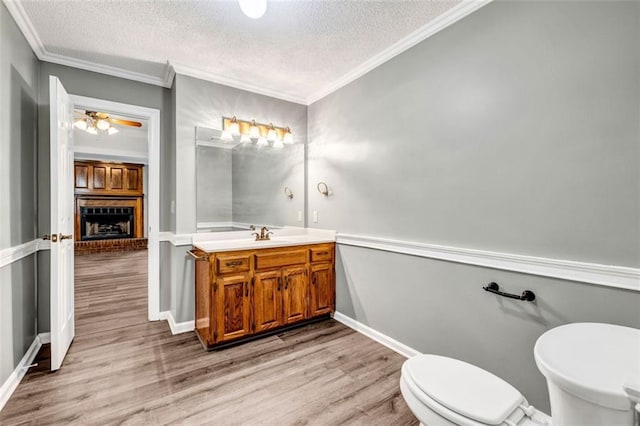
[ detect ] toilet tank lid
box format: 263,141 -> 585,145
534,323 -> 640,411
404,354 -> 524,425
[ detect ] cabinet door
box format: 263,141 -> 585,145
215,274 -> 251,342
282,266 -> 308,324
254,270 -> 282,333
310,263 -> 334,316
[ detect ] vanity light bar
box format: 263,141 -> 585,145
222,116 -> 293,143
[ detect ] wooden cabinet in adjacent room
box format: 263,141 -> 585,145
192,242 -> 335,350
74,160 -> 143,196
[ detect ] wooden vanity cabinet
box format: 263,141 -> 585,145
193,242 -> 335,350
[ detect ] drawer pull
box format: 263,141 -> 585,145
316,251 -> 329,256
226,260 -> 244,267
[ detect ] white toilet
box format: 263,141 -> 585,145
400,323 -> 640,426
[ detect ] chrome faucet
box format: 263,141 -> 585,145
251,226 -> 273,241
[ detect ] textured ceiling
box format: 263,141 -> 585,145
18,0 -> 463,102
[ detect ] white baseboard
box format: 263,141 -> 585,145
0,335 -> 43,412
333,311 -> 420,359
158,311 -> 195,335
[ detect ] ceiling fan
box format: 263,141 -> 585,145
73,110 -> 142,136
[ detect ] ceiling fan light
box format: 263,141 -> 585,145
73,119 -> 87,130
108,126 -> 119,135
249,120 -> 260,139
283,127 -> 293,144
267,123 -> 277,142
239,0 -> 267,19
96,119 -> 110,130
220,130 -> 233,142
86,126 -> 98,135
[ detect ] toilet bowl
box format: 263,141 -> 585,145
400,354 -> 550,426
534,322 -> 640,426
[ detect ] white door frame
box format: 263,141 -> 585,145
70,95 -> 161,321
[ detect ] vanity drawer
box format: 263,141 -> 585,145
310,246 -> 333,263
254,249 -> 306,270
216,254 -> 251,274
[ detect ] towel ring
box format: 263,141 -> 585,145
317,182 -> 329,196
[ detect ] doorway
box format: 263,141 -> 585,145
68,95 -> 160,322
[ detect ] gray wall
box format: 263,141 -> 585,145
0,1 -> 39,386
36,62 -> 174,331
309,0 -> 640,414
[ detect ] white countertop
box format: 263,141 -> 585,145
192,228 -> 336,253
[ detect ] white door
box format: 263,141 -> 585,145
49,75 -> 75,371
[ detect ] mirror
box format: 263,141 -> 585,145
195,126 -> 305,232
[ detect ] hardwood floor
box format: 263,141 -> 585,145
1,250 -> 417,425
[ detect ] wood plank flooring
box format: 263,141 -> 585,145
1,250 -> 416,425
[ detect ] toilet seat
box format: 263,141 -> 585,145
401,355 -> 547,426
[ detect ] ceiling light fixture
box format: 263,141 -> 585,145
239,0 -> 267,19
221,116 -> 294,149
73,119 -> 88,131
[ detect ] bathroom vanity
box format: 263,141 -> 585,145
190,230 -> 336,350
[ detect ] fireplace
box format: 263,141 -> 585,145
80,206 -> 135,241
74,161 -> 146,253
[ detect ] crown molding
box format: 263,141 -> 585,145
2,0 -> 45,57
305,0 -> 493,104
40,50 -> 173,88
3,0 -> 173,88
5,0 -> 491,103
170,62 -> 307,105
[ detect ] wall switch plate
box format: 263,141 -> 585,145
297,210 -> 303,222
312,210 -> 318,223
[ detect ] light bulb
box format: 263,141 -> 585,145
273,139 -> 284,149
97,119 -> 110,130
283,127 -> 293,144
267,123 -> 277,142
249,120 -> 260,139
257,136 -> 268,147
74,119 -> 87,130
229,116 -> 240,136
239,0 -> 266,19
220,130 -> 233,142
108,126 -> 119,135
240,134 -> 251,144
86,126 -> 98,135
